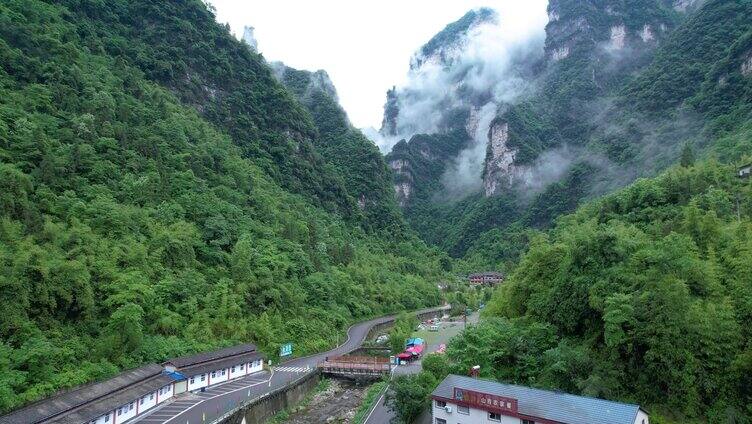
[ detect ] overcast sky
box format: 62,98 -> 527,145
209,0 -> 548,129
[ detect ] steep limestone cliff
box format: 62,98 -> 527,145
483,122 -> 515,196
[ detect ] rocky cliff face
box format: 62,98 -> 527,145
544,0 -> 675,63
242,26 -> 258,52
742,52 -> 752,77
483,121 -> 515,196
378,7 -> 501,139
375,0 -> 752,259
378,1 -> 686,209
388,158 -> 413,206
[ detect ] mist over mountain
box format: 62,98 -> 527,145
2,0 -> 752,422
372,0 -> 752,263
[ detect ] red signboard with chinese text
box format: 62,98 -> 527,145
453,387 -> 518,414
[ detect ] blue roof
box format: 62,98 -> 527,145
163,370 -> 186,381
432,375 -> 642,424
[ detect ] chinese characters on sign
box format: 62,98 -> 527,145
280,343 -> 293,357
453,387 -> 518,414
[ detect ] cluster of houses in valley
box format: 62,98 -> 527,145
0,344 -> 265,424
467,272 -> 504,286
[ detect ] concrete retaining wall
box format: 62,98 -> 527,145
220,372 -> 320,424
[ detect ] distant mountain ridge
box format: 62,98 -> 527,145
376,0 -> 752,265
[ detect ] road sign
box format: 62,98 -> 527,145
280,342 -> 293,357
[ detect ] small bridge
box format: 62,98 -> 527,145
317,355 -> 392,381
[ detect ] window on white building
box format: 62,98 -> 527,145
117,409 -> 122,416
488,412 -> 502,422
105,415 -> 110,422
149,393 -> 154,400
201,374 -> 206,381
140,397 -> 144,405
458,405 -> 469,414
221,369 -> 226,375
240,364 -> 244,369
129,402 -> 134,410
435,400 -> 446,408
211,371 -> 216,378
435,419 -> 447,424
231,366 -> 236,372
522,420 -> 535,424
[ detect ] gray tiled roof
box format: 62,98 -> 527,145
433,375 -> 641,424
176,351 -> 264,377
0,364 -> 168,424
50,373 -> 179,424
165,343 -> 258,368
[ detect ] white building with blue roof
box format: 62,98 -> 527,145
431,374 -> 649,424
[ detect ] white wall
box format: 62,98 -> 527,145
188,373 -> 209,391
114,400 -> 137,424
249,359 -> 263,373
229,363 -> 245,379
88,411 -> 113,424
209,368 -> 229,385
156,384 -> 173,404
186,358 -> 264,393
634,410 -> 650,424
432,400 -> 520,424
137,391 -> 157,414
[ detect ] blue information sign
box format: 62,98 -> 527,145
280,343 -> 293,357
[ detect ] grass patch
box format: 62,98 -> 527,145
352,381 -> 389,424
268,378 -> 331,423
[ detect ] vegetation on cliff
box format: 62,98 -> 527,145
0,0 -> 444,412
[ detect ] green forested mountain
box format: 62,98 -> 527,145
378,2 -> 752,423
56,0 -> 355,217
269,64 -> 404,231
451,159 -> 752,423
381,0 -> 752,273
393,157 -> 752,423
0,0 -> 444,413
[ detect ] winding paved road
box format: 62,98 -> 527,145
364,312 -> 479,424
131,307 -> 447,424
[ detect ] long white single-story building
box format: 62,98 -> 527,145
164,343 -> 264,394
0,344 -> 266,424
0,363 -> 181,424
432,374 -> 649,424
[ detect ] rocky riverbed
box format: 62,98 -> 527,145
283,379 -> 372,423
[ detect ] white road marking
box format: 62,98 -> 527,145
364,384 -> 389,424
272,366 -> 311,373
161,377 -> 271,424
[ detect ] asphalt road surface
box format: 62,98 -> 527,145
131,307 -> 446,424
364,312 -> 479,424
